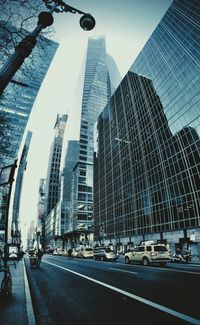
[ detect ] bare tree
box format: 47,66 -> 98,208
0,0 -> 55,73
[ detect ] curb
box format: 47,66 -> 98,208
22,260 -> 36,325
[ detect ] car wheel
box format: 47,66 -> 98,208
125,256 -> 130,264
142,257 -> 150,266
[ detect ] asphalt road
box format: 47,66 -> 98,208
24,255 -> 200,325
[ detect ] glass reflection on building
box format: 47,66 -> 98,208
65,36 -> 121,246
94,0 -> 200,255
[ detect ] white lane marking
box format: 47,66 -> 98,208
23,260 -> 36,325
187,265 -> 200,267
117,262 -> 200,275
43,260 -> 200,325
109,267 -> 138,275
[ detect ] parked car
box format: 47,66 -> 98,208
8,244 -> 19,260
94,247 -> 117,261
8,250 -> 18,260
77,247 -> 94,259
53,249 -> 63,256
71,247 -> 80,258
124,242 -> 170,267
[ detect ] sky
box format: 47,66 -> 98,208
16,0 -> 173,245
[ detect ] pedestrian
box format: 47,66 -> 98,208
68,248 -> 72,257
36,249 -> 44,266
0,247 -> 3,270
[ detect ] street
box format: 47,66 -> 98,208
24,255 -> 200,325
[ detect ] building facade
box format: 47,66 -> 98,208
12,130 -> 32,240
36,178 -> 46,249
45,114 -> 68,216
64,36 -> 121,247
61,141 -> 79,235
0,23 -> 58,235
94,0 -> 200,257
44,114 -> 68,247
0,23 -> 58,168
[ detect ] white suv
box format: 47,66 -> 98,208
125,242 -> 170,267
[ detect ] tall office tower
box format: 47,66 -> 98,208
36,178 -> 46,248
27,220 -> 36,250
0,22 -> 59,167
61,141 -> 79,233
94,0 -> 200,256
68,36 -> 121,245
12,131 -> 32,239
45,114 -> 68,217
0,23 -> 58,234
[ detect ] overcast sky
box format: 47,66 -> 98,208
16,0 -> 173,246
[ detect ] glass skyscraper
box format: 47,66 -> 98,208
0,24 -> 58,167
0,24 -> 58,234
94,0 -> 200,256
64,36 -> 121,247
61,140 -> 79,232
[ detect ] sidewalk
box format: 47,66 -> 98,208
0,258 -> 35,325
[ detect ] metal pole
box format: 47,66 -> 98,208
0,3 -> 58,96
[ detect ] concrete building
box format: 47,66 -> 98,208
11,131 -> 32,242
36,178 -> 46,249
44,114 -> 68,248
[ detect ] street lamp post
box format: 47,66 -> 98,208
0,0 -> 95,95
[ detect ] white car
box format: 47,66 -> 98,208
125,243 -> 170,267
77,247 -> 94,259
71,248 -> 80,258
94,247 -> 117,261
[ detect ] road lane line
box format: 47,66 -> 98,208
109,267 -> 138,275
187,265 -> 200,267
43,260 -> 200,325
117,262 -> 200,275
23,260 -> 36,325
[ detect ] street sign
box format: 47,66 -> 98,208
0,163 -> 16,186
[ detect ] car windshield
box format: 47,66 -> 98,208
105,248 -> 114,253
85,248 -> 93,251
154,246 -> 167,251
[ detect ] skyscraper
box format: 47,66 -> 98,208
94,0 -> 200,256
12,130 -> 32,239
64,36 -> 121,247
36,178 -> 46,249
0,23 -> 58,235
0,23 -> 58,167
44,114 -> 68,248
45,114 -> 68,217
61,140 -> 79,233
